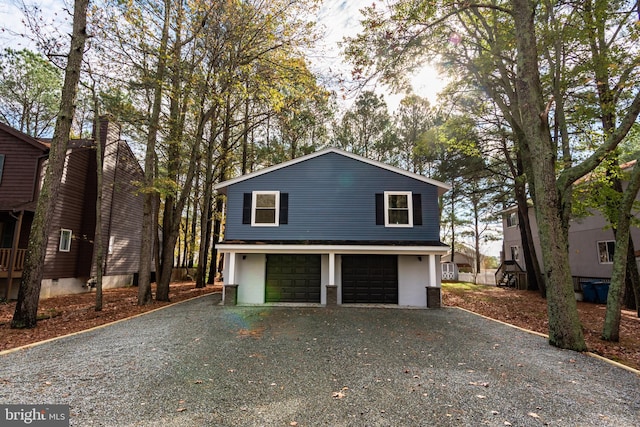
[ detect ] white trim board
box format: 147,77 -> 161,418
215,243 -> 449,255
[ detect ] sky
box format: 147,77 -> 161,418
0,0 -> 446,109
314,0 -> 446,109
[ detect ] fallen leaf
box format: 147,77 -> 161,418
194,380 -> 203,384
177,408 -> 187,412
332,391 -> 346,399
290,422 -> 298,426
528,412 -> 540,418
476,395 -> 486,399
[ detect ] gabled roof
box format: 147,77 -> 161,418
213,147 -> 451,196
0,122 -> 50,151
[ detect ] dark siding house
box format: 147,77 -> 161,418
213,148 -> 450,307
0,118 -> 144,299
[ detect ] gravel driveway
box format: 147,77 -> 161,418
1,293 -> 639,426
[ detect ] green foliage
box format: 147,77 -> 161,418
334,91 -> 395,162
0,48 -> 62,137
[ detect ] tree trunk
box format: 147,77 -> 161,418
512,0 -> 586,350
602,159 -> 640,340
623,236 -> 639,314
93,112 -> 104,312
138,0 -> 171,305
188,176 -> 199,269
515,191 -> 545,295
11,0 -> 89,329
196,122 -> 216,288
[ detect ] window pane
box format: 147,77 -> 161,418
598,242 -> 607,263
607,241 -> 615,262
256,194 -> 276,208
389,195 -> 408,209
511,246 -> 519,261
59,230 -> 72,252
255,209 -> 276,224
389,210 -> 409,224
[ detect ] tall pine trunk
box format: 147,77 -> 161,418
93,112 -> 104,312
11,0 -> 90,328
138,0 -> 171,305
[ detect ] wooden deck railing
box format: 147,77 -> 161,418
0,248 -> 26,272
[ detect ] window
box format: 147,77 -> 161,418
506,211 -> 519,227
59,229 -> 72,252
510,246 -> 520,262
384,191 -> 413,227
252,191 -> 280,226
0,154 -> 5,184
597,240 -> 615,264
108,236 -> 115,254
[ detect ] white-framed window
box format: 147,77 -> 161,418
510,245 -> 520,262
252,191 -> 279,226
597,240 -> 615,264
59,229 -> 72,252
506,211 -> 519,227
384,191 -> 413,227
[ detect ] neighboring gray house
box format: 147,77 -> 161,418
213,148 -> 450,307
501,163 -> 640,290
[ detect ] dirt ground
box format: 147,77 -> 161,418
442,282 -> 640,371
1,281 -> 638,372
0,282 -> 221,352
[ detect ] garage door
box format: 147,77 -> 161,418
342,255 -> 398,304
265,254 -> 321,303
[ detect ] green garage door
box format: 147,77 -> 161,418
266,254 -> 321,303
342,255 -> 398,304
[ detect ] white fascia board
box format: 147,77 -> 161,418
215,243 -> 450,255
213,147 -> 451,195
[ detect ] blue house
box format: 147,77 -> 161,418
213,148 -> 450,307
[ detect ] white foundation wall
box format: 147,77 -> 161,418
236,254 -> 266,304
398,256 -> 430,307
39,274 -> 134,299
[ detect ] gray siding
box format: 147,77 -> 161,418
225,152 -> 441,242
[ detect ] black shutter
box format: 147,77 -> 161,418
279,193 -> 288,224
242,193 -> 252,224
375,193 -> 384,225
413,193 -> 422,225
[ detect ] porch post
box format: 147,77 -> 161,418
223,252 -> 238,306
429,253 -> 437,287
328,252 -> 335,286
426,254 -> 441,308
326,252 -> 337,306
5,210 -> 23,300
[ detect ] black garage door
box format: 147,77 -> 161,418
342,255 -> 398,304
265,254 -> 321,303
